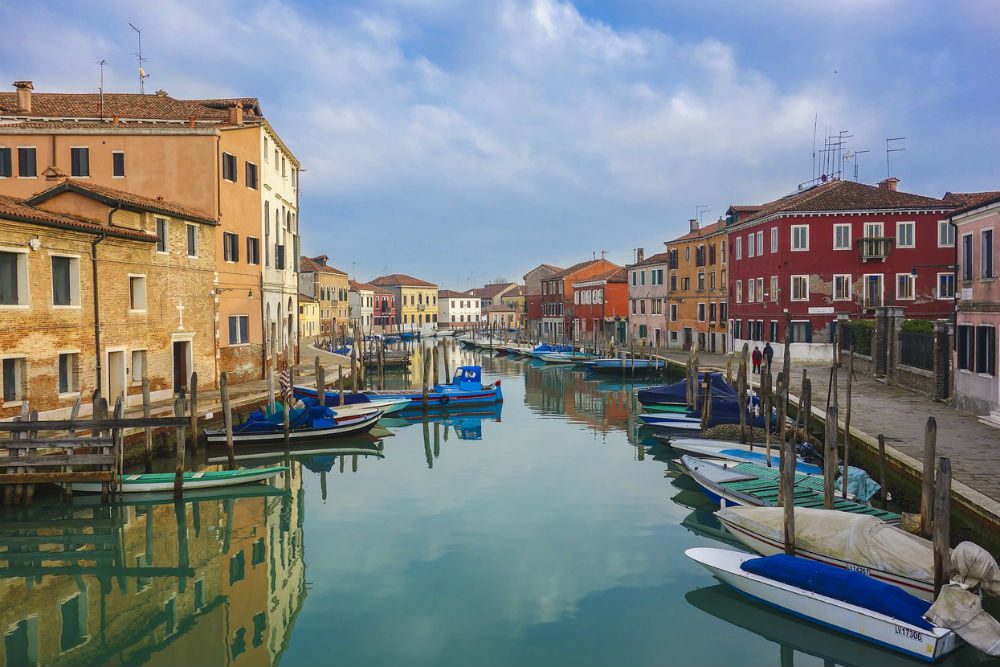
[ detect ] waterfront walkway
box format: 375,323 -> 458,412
658,349 -> 1000,525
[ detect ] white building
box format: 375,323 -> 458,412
349,280 -> 375,330
260,124 -> 301,367
438,290 -> 481,329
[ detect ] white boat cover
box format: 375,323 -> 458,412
927,542 -> 1000,656
717,506 -> 935,582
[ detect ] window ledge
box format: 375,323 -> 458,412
0,304 -> 30,310
2,400 -> 25,409
129,309 -> 147,314
979,277 -> 995,283
52,305 -> 82,310
58,391 -> 82,400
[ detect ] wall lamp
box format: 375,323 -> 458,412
910,263 -> 956,276
215,287 -> 254,298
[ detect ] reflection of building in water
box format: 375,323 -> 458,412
0,466 -> 306,667
522,366 -> 632,435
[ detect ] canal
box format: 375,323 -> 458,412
0,343 -> 991,666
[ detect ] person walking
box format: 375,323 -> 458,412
763,341 -> 774,372
752,345 -> 763,374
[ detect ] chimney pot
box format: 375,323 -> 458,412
227,102 -> 244,126
878,177 -> 899,191
188,116 -> 196,128
689,218 -> 699,233
636,247 -> 645,263
112,114 -> 120,127
13,80 -> 33,113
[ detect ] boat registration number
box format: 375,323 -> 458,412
894,625 -> 923,641
846,563 -> 870,576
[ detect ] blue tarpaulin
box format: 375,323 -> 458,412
740,554 -> 933,630
637,372 -> 736,406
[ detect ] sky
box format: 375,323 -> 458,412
2,0 -> 998,289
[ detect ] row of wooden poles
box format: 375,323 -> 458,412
684,312 -> 954,597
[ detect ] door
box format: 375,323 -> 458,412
173,341 -> 190,393
107,351 -> 125,405
683,328 -> 693,350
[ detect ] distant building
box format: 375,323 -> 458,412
523,264 -> 563,338
487,303 -> 521,329
572,267 -> 628,343
373,288 -> 397,332
299,256 -> 349,339
626,249 -> 671,348
663,219 -> 729,352
438,290 -> 481,329
349,280 -> 375,330
298,294 -> 320,341
467,282 -> 519,314
499,285 -> 526,316
369,274 -> 438,332
540,259 -> 620,341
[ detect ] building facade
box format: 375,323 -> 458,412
467,282 -> 518,314
663,220 -> 729,352
727,179 -> 956,360
949,192 -> 1000,421
626,250 -> 671,349
349,280 -> 375,331
572,268 -> 627,343
299,256 -> 349,339
523,264 -> 563,338
373,288 -> 396,332
487,304 -> 521,329
438,290 -> 481,329
298,294 -> 319,341
540,259 -> 619,341
369,274 -> 438,332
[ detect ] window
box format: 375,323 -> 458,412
275,244 -> 286,270
976,326 -> 996,375
682,276 -> 690,290
789,321 -> 811,343
247,237 -> 260,265
0,147 -> 10,177
735,236 -> 742,260
58,352 -> 79,394
70,147 -> 90,177
937,273 -> 955,300
896,273 -> 914,300
640,270 -> 646,285
129,276 -> 147,311
697,272 -> 705,290
59,593 -> 87,651
229,315 -> 250,345
0,250 -> 28,306
748,278 -> 756,302
670,304 -> 678,321
896,221 -> 915,248
769,320 -> 779,342
222,152 -> 237,182
982,229 -> 994,278
223,232 -> 240,262
833,224 -> 851,250
155,218 -> 168,253
735,280 -> 742,303
252,538 -> 266,566
747,233 -> 755,258
833,274 -> 852,301
791,275 -> 809,301
697,303 -> 706,322
670,274 -> 677,291
112,151 -> 125,177
187,225 -> 198,257
939,220 -> 955,247
710,271 -> 716,289
770,276 -> 778,302
709,302 -> 717,322
864,274 -> 884,308
962,234 -> 974,280
640,299 -> 646,314
770,227 -> 778,253
17,147 -> 36,177
131,350 -> 146,383
791,225 -> 809,251
2,357 -> 26,402
51,255 -> 79,306
957,325 -> 975,371
756,231 -> 763,255
245,161 -> 258,189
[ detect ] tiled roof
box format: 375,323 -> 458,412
0,90 -> 263,122
487,303 -> 517,312
301,256 -> 347,275
298,293 -> 317,303
945,191 -> 1000,218
629,251 -> 671,267
373,287 -> 395,296
26,179 -> 217,225
573,266 -> 626,285
668,220 -> 728,243
551,259 -> 610,279
438,289 -> 472,298
369,273 -> 437,288
0,195 -> 157,242
501,285 -> 525,297
349,280 -> 375,291
467,282 -> 518,299
739,180 -> 953,226
728,205 -> 763,214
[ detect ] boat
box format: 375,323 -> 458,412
204,401 -> 382,444
538,351 -> 593,364
680,455 -> 897,521
660,437 -> 822,474
523,344 -> 574,359
685,547 -> 961,662
72,466 -> 288,494
329,399 -> 411,417
291,387 -> 412,415
716,507 -> 941,600
354,365 -> 502,407
638,413 -> 703,430
588,357 -> 668,372
638,394 -> 770,430
637,372 -> 737,407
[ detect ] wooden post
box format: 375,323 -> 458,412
823,405 -> 838,509
220,372 -> 235,470
267,366 -> 276,413
444,341 -> 451,384
726,355 -> 732,385
188,372 -> 198,451
762,369 -> 772,465
933,457 -> 951,597
692,344 -> 700,412
842,348 -> 854,499
737,343 -> 748,443
173,392 -> 186,500
338,366 -> 345,406
782,430 -> 796,555
700,372 -> 713,430
351,335 -> 358,394
64,396 -> 81,498
878,433 -> 887,509
432,344 -> 440,387
920,417 -> 937,538
421,351 -> 431,411
800,374 -> 811,442
142,377 -> 153,473
314,356 -> 321,391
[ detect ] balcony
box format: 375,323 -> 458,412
858,237 -> 893,262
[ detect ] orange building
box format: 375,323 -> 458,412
664,219 -> 729,352
571,267 -> 627,343
540,258 -> 620,341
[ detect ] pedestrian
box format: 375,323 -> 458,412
752,345 -> 763,374
763,341 -> 774,372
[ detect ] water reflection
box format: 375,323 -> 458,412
0,469 -> 305,667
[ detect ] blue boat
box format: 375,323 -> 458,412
347,365 -> 502,408
589,357 -> 667,372
524,344 -> 574,359
400,331 -> 416,341
204,398 -> 382,444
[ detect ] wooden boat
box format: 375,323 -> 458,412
644,404 -> 697,414
660,437 -> 823,475
72,466 -> 288,494
323,398 -> 410,417
680,455 -> 898,522
538,352 -> 593,364
204,409 -> 382,444
356,365 -> 503,407
589,357 -> 667,372
685,548 -> 961,662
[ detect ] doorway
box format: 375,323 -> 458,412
173,341 -> 191,393
107,350 -> 125,405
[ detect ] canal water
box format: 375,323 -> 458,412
0,343 -> 991,666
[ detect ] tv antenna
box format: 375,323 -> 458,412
886,137 -> 905,179
695,205 -> 711,225
129,23 -> 149,94
844,149 -> 870,182
96,59 -> 107,120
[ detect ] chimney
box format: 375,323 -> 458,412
878,177 -> 899,191
636,247 -> 645,263
13,81 -> 32,113
227,101 -> 243,125
689,218 -> 699,233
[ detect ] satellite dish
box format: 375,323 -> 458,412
139,67 -> 146,77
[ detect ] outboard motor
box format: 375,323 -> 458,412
796,441 -> 824,467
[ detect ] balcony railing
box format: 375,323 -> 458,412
858,237 -> 893,261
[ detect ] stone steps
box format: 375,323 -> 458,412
978,411 -> 1000,429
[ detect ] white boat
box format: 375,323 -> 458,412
329,398 -> 410,417
72,466 -> 288,494
685,547 -> 961,662
663,438 -> 823,475
716,507 -> 938,600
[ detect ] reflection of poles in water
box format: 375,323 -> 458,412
174,500 -> 189,593
423,420 -> 433,469
320,470 -> 327,501
339,455 -> 345,474
434,422 -> 440,459
144,507 -> 154,567
223,498 -> 234,554
192,500 -> 201,538
352,454 -> 358,473
443,423 -> 450,442
779,643 -> 793,667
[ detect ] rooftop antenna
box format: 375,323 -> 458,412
129,23 -> 149,94
846,149 -> 870,182
886,137 -> 905,179
695,205 -> 710,225
96,59 -> 107,121
837,130 -> 852,180
811,113 -> 818,181
601,249 -> 607,260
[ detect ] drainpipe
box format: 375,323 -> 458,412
949,217 -> 959,352
91,205 -> 119,393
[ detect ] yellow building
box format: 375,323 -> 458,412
298,293 -> 320,341
369,274 -> 439,332
499,285 -> 526,317
487,303 -> 521,329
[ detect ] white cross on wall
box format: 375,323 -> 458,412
176,302 -> 185,330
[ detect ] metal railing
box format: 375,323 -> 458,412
859,237 -> 893,261
900,331 -> 934,370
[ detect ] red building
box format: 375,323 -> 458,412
572,267 -> 628,343
373,287 -> 396,331
727,178 -> 956,359
541,258 -> 620,341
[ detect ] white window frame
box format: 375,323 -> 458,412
128,274 -> 147,312
735,280 -> 743,304
57,349 -> 81,397
747,233 -> 755,258
747,278 -> 756,303
833,274 -> 852,301
1,355 -> 27,406
833,223 -> 852,251
697,302 -> 706,322
155,218 -> 169,254
938,220 -> 955,248
770,275 -> 778,302
756,231 -> 763,255
790,275 -> 809,301
756,277 -> 763,303
222,152 -> 237,182
0,246 -> 30,308
770,227 -> 778,253
111,150 -> 126,179
863,273 -> 884,308
896,272 -> 915,301
791,225 -> 809,251
896,221 -> 916,248
982,228 -> 995,279
735,236 -> 742,260
186,224 -> 199,258
16,145 -> 37,179
937,272 -> 955,300
50,253 -> 81,309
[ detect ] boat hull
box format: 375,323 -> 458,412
204,411 -> 381,444
685,548 -> 958,662
72,466 -> 287,494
